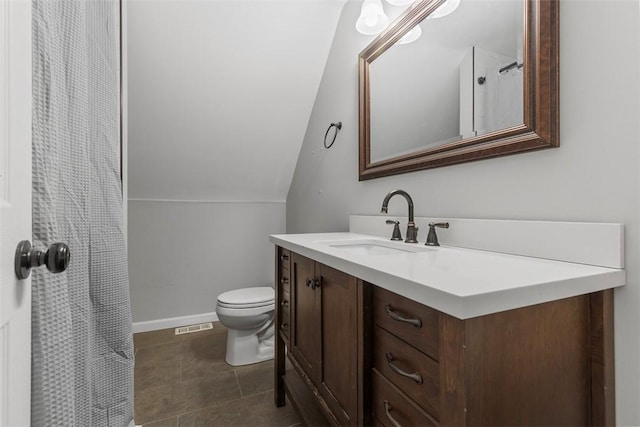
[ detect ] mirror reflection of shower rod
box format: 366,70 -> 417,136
499,61 -> 524,74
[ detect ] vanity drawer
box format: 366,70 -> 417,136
279,248 -> 290,271
280,307 -> 290,339
373,286 -> 440,360
372,369 -> 437,427
279,268 -> 290,293
280,289 -> 290,339
373,326 -> 440,419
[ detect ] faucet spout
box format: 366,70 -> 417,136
380,190 -> 418,243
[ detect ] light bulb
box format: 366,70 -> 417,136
365,12 -> 379,27
385,0 -> 414,5
356,0 -> 390,35
428,0 -> 460,19
397,25 -> 422,45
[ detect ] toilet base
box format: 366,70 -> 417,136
225,320 -> 275,366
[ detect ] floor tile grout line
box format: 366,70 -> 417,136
234,369 -> 244,397
139,414 -> 178,427
136,377 -> 294,426
178,388 -> 278,422
174,408 -> 200,426
134,325 -> 304,426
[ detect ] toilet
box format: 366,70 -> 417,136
215,286 -> 275,366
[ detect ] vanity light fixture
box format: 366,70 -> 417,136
356,0 -> 422,43
427,0 -> 460,19
355,0 -> 390,36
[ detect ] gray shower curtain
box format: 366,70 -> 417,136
31,0 -> 134,426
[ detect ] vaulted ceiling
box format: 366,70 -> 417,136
127,0 -> 346,201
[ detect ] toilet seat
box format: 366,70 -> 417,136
217,300 -> 274,309
217,286 -> 274,309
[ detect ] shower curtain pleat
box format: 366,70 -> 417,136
32,1 -> 134,426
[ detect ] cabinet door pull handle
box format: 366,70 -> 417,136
383,401 -> 404,427
280,277 -> 288,284
385,304 -> 422,328
305,278 -> 321,289
280,254 -> 289,261
386,353 -> 423,384
281,322 -> 288,329
281,300 -> 289,307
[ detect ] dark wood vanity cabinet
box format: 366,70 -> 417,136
276,249 -> 364,426
315,261 -> 360,425
275,246 -> 615,426
277,248 -> 290,342
289,252 -> 318,383
371,287 -> 614,426
372,287 -> 440,426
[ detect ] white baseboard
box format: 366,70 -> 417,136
132,312 -> 219,334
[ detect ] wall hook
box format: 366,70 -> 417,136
324,121 -> 342,149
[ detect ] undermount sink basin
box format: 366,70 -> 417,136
331,243 -> 413,256
319,239 -> 429,256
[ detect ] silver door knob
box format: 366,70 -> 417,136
14,241 -> 71,280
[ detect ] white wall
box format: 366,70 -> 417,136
127,0 -> 344,201
126,0 -> 344,325
128,200 -> 285,323
370,42 -> 461,160
287,0 -> 640,424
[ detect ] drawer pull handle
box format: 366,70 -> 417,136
383,401 -> 404,427
281,300 -> 289,307
280,254 -> 289,261
385,304 -> 422,328
386,353 -> 423,384
281,322 -> 288,329
280,277 -> 289,284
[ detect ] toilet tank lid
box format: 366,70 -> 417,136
218,286 -> 274,305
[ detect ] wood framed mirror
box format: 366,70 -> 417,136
358,0 -> 558,180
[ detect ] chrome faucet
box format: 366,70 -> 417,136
381,190 -> 418,243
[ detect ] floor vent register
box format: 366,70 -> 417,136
175,322 -> 214,335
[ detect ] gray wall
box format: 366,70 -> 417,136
126,0 -> 343,201
128,201 -> 284,322
126,1 -> 344,324
370,42 -> 461,160
287,1 -> 640,424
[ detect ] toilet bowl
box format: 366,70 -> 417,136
216,286 -> 275,366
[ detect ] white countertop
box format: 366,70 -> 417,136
270,232 -> 626,319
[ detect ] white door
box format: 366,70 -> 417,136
0,0 -> 33,426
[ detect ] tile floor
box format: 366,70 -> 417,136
134,322 -> 302,427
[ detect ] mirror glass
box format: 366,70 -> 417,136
359,0 -> 559,180
369,0 -> 524,163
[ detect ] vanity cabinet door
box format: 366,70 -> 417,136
290,252 -> 321,385
317,264 -> 359,426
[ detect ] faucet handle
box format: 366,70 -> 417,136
430,222 -> 449,228
425,222 -> 449,246
385,220 -> 403,241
